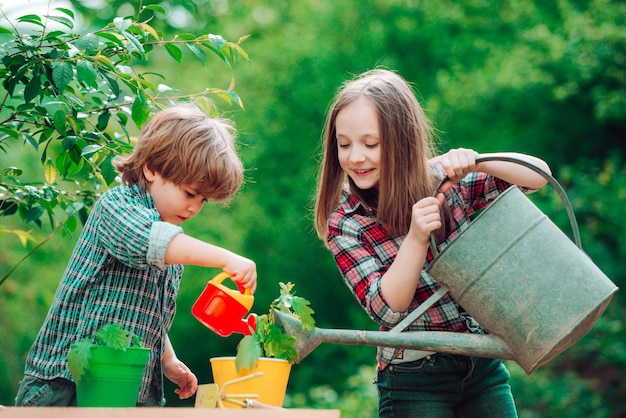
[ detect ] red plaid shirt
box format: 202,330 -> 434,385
326,163 -> 530,368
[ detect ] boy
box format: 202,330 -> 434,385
15,104 -> 257,406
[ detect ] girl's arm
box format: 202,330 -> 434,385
380,196 -> 442,312
438,149 -> 551,190
383,149 -> 551,311
475,152 -> 550,189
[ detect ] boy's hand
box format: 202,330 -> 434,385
163,357 -> 198,400
224,254 -> 257,294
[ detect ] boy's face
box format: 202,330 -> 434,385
143,165 -> 207,225
335,96 -> 381,191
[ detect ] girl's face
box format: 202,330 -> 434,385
335,96 -> 381,190
143,165 -> 207,225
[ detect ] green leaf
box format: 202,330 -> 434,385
67,338 -> 93,384
76,60 -> 97,87
100,153 -> 118,185
94,323 -> 131,350
61,136 -> 77,151
17,15 -> 44,27
144,4 -> 166,14
24,76 -> 41,103
24,206 -> 44,224
164,43 -> 182,63
113,17 -> 132,32
263,323 -> 298,362
235,335 -> 263,372
100,71 -> 120,97
54,110 -> 67,137
81,145 -> 103,156
74,33 -> 99,55
185,43 -> 206,65
291,296 -> 316,330
96,110 -> 110,130
121,31 -> 145,59
52,62 -> 73,92
95,32 -> 124,47
46,15 -> 74,29
131,90 -> 149,127
4,167 -> 23,177
54,7 -> 75,20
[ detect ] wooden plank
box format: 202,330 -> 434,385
0,407 -> 341,418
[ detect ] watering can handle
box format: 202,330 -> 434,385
210,271 -> 250,295
430,155 -> 582,258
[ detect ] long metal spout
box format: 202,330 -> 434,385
274,310 -> 514,363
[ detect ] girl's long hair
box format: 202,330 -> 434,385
315,69 -> 450,244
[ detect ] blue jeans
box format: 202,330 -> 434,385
15,374 -> 164,407
375,354 -> 517,418
15,375 -> 77,406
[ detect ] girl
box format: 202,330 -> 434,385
314,69 -> 550,417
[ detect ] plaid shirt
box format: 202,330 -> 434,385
327,163 -> 529,368
24,183 -> 183,404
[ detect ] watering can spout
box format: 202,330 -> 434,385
274,310 -> 515,364
234,313 -> 258,336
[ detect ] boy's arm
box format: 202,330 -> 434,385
162,335 -> 198,400
164,233 -> 256,292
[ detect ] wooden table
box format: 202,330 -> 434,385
0,407 -> 340,418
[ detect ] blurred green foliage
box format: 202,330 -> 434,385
1,0 -> 624,417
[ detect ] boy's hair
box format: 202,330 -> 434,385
114,104 -> 243,202
315,69 -> 447,241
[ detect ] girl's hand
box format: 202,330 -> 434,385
224,254 -> 257,294
408,196 -> 444,244
439,148 -> 479,181
162,356 -> 198,400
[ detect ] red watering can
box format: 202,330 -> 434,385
192,272 -> 257,337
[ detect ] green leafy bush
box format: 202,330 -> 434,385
0,3 -> 248,284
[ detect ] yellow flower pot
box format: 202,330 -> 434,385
210,356 -> 291,408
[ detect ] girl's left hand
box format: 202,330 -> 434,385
438,148 -> 479,181
163,356 -> 198,399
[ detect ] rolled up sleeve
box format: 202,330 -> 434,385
147,221 -> 183,270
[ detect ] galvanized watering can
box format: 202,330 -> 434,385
276,156 -> 618,375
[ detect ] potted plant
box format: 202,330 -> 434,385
208,282 -> 315,408
68,323 -> 150,407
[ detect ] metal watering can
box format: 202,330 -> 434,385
192,272 -> 257,337
276,156 -> 618,375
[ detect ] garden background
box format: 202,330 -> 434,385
1,1 -> 624,417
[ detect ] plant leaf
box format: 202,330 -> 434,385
235,335 -> 263,372
263,323 -> 298,362
76,60 -> 97,87
164,43 -> 182,63
52,61 -> 73,92
291,296 -> 316,330
67,338 -> 93,384
94,323 -> 131,350
43,159 -> 57,184
131,90 -> 149,127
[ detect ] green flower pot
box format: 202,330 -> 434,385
75,345 -> 150,407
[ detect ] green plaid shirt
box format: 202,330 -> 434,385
24,183 -> 183,404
